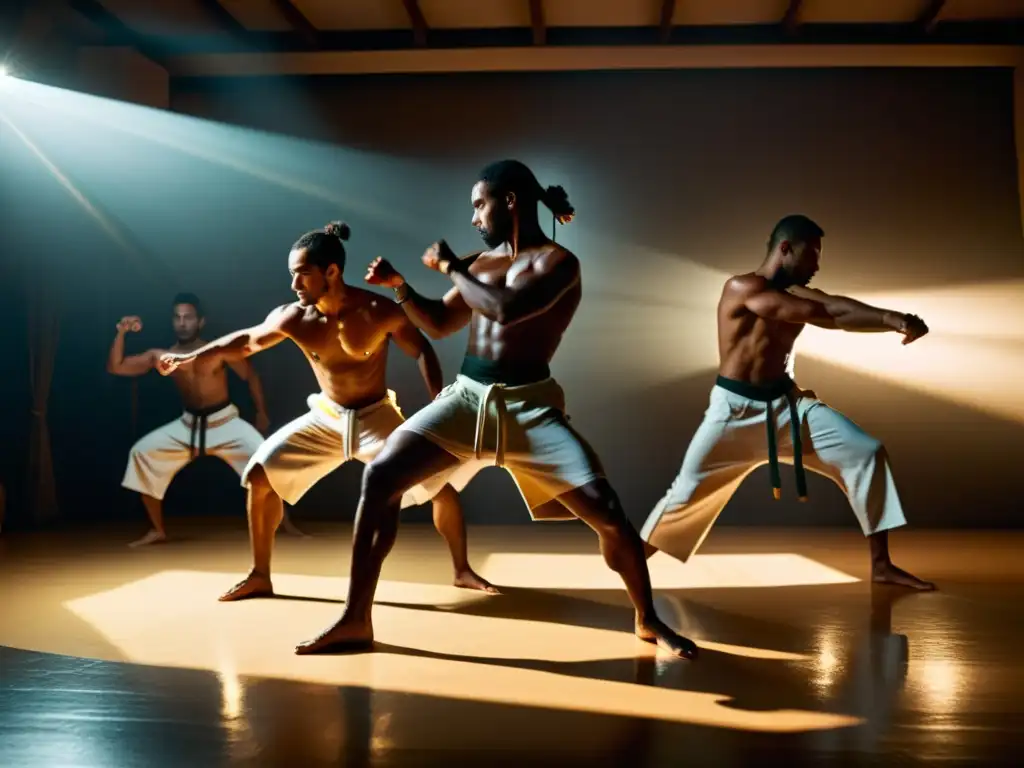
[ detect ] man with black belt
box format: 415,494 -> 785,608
639,214 -> 934,590
108,292 -> 303,546
295,159 -> 699,658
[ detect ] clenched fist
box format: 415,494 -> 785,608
898,314 -> 928,345
117,316 -> 142,333
422,240 -> 459,274
364,257 -> 404,288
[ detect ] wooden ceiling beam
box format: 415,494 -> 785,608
270,0 -> 320,49
529,0 -> 545,46
916,1 -> 947,34
658,0 -> 676,44
401,0 -> 428,48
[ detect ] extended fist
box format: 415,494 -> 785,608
365,257 -> 404,287
899,313 -> 929,345
422,240 -> 458,273
156,352 -> 193,376
117,315 -> 142,333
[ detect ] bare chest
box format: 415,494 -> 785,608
297,308 -> 390,367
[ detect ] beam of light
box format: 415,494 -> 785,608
0,111 -> 141,259
478,552 -> 860,590
553,241 -> 729,401
795,280 -> 1024,423
0,77 -> 424,239
52,570 -> 864,733
0,64 -> 9,79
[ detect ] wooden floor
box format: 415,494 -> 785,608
1,519 -> 1022,767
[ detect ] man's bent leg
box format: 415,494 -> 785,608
430,484 -> 497,593
295,431 -> 460,654
800,403 -> 934,591
557,479 -> 698,659
122,421 -> 192,547
220,464 -> 283,601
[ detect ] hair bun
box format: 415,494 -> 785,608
543,185 -> 575,224
324,221 -> 350,241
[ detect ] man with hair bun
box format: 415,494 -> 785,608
158,221 -> 494,601
297,160 -> 699,659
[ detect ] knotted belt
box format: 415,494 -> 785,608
715,375 -> 808,501
184,399 -> 232,458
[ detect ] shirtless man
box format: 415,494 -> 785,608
157,222 -> 494,600
294,160 -> 698,658
108,292 -> 303,546
640,214 -> 934,591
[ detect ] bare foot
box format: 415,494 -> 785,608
295,618 -> 374,655
219,572 -> 274,602
872,563 -> 935,591
128,530 -> 166,548
635,616 -> 699,659
453,568 -> 499,594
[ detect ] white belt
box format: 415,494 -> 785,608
473,384 -> 508,467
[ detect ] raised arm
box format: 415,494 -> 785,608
107,315 -> 160,377
385,304 -> 445,398
157,304 -> 297,375
365,256 -> 473,339
432,241 -> 579,326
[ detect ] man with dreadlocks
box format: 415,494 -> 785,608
295,160 -> 699,659
157,221 -> 495,601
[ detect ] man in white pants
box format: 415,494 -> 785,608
108,292 -> 303,546
158,222 -> 494,601
640,214 -> 934,590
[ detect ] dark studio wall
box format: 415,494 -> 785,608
3,65 -> 1021,531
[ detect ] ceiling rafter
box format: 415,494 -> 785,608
529,0 -> 545,46
401,0 -> 428,48
269,0 -> 320,49
658,0 -> 675,44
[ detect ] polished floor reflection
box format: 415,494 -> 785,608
1,521 -> 1022,766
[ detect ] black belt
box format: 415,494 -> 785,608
715,376 -> 808,501
185,400 -> 231,458
459,355 -> 551,387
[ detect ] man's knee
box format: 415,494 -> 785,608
362,456 -> 408,505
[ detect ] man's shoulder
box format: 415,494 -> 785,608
724,272 -> 770,296
269,302 -> 308,324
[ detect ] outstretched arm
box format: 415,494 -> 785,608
107,315 -> 159,376
745,284 -> 927,341
387,307 -> 445,398
366,256 -> 473,339
157,304 -> 296,375
433,242 -> 579,326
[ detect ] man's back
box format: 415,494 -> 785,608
717,274 -> 804,384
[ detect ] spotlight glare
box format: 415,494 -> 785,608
0,64 -> 8,79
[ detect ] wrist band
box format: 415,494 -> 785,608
393,282 -> 410,304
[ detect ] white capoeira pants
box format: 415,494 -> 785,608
241,390 -> 434,508
640,376 -> 908,563
396,373 -> 607,520
121,403 -> 264,500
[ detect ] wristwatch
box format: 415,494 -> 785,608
393,282 -> 410,304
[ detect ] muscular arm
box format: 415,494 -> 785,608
447,248 -> 580,326
178,305 -> 295,365
745,283 -> 905,332
387,308 -> 444,398
106,332 -> 158,376
397,283 -> 473,340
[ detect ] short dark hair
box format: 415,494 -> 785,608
768,215 -> 824,253
292,220 -> 350,272
479,159 -> 575,224
172,292 -> 203,318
